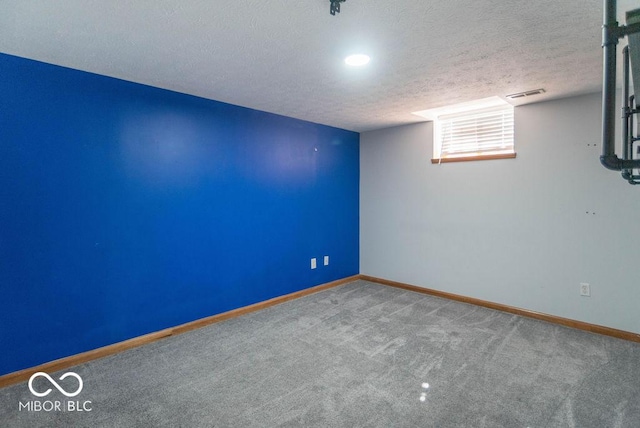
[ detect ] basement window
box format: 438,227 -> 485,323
412,97 -> 516,164
432,105 -> 515,163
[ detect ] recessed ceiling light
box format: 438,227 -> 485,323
345,54 -> 370,66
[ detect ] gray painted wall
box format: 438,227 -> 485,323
360,92 -> 640,334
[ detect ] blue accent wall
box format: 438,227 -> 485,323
0,53 -> 359,376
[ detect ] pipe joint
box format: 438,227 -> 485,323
602,24 -> 621,47
601,155 -> 622,170
601,155 -> 640,171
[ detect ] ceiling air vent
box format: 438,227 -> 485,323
505,88 -> 546,100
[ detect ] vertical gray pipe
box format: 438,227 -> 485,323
600,0 -> 640,172
623,46 -> 630,161
602,0 -> 618,161
621,46 -> 632,181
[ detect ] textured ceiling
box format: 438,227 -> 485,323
0,0 -> 638,132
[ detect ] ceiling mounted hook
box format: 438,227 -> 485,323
330,0 -> 346,16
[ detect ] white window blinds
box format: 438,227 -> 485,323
436,105 -> 514,159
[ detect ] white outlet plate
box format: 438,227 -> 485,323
311,258 -> 317,269
580,283 -> 590,297
324,255 -> 329,266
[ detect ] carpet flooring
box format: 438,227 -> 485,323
1,279 -> 640,427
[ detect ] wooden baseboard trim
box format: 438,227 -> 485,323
6,274 -> 634,389
0,275 -> 360,389
360,275 -> 640,343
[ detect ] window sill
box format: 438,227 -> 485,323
431,153 -> 516,164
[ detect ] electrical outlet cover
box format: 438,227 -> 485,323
580,283 -> 590,297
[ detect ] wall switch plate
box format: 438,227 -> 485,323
311,258 -> 317,269
324,255 -> 329,266
580,283 -> 590,297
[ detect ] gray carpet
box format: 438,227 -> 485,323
2,279 -> 640,427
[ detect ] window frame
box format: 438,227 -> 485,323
431,105 -> 516,164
